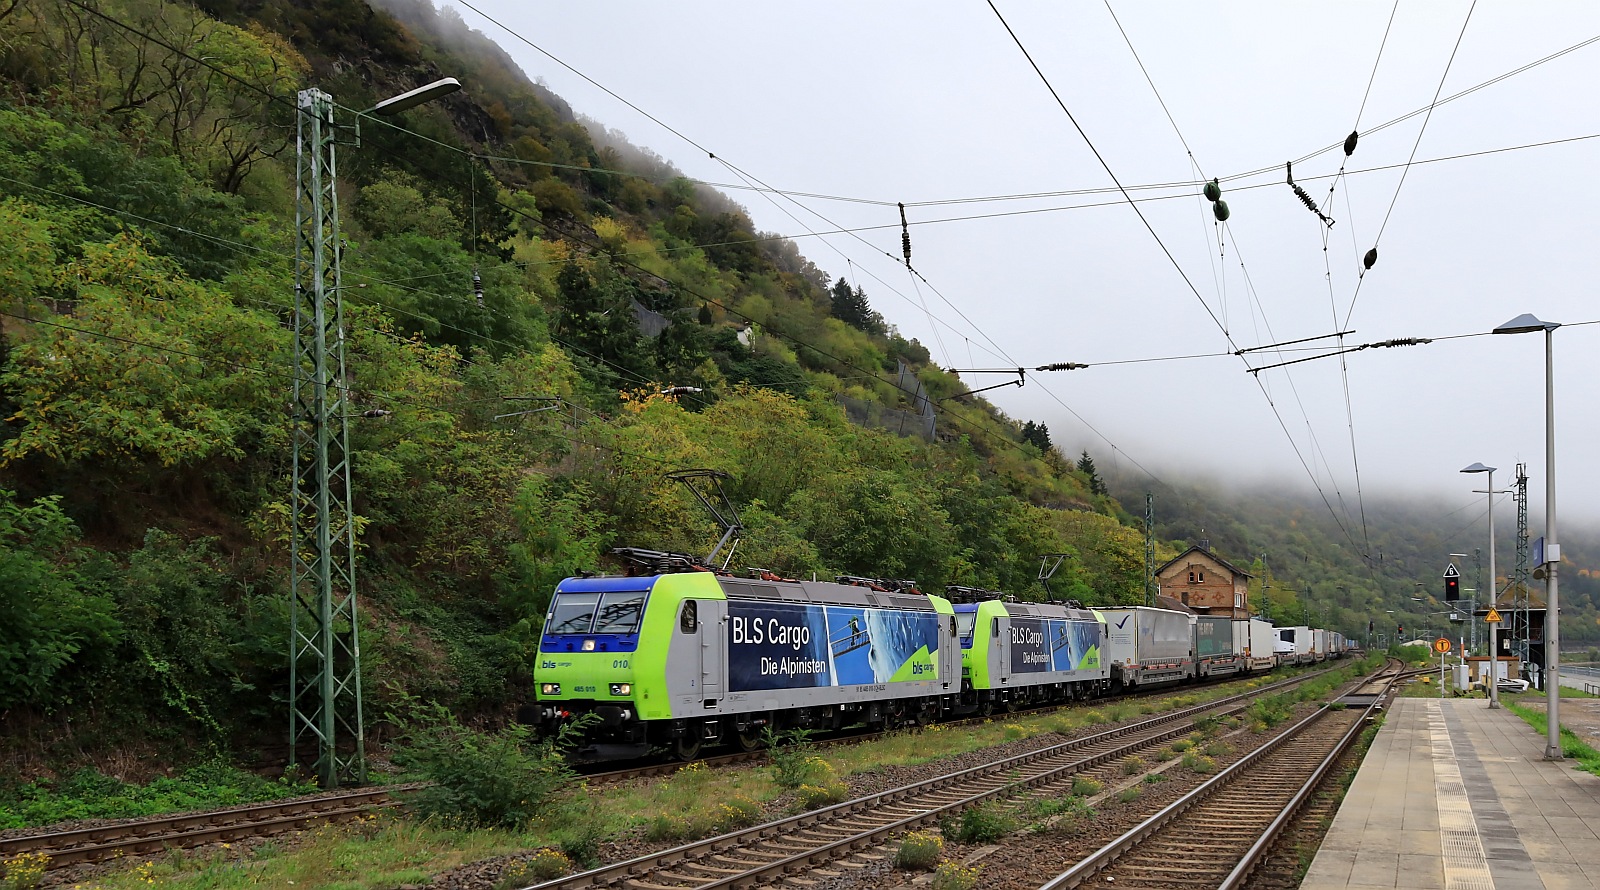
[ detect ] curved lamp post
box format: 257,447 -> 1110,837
1493,313 -> 1561,759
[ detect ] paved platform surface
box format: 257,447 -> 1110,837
1302,696 -> 1600,890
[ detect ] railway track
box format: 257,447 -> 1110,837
0,788 -> 406,869
1034,660 -> 1403,890
525,669 -> 1335,890
4,664 -> 1350,876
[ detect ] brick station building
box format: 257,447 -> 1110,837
1155,542 -> 1253,619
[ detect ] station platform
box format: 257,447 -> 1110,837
1301,696 -> 1600,890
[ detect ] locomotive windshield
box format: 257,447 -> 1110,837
545,590 -> 647,635
592,592 -> 646,634
548,592 -> 600,634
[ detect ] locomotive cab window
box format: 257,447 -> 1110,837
992,617 -> 1001,638
955,612 -> 977,641
547,592 -> 601,634
679,600 -> 698,633
592,591 -> 647,634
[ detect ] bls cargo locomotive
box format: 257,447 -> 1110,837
523,548 -> 960,760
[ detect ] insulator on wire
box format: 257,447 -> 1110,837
898,202 -> 912,269
1363,247 -> 1378,270
473,268 -> 484,307
1285,161 -> 1335,228
1344,130 -> 1359,157
1204,179 -> 1221,203
1212,200 -> 1230,222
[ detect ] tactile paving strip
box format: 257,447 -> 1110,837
1428,701 -> 1496,890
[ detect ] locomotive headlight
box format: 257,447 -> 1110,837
581,639 -> 596,651
540,682 -> 560,695
609,683 -> 632,696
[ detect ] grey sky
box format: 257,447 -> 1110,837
442,1 -> 1600,531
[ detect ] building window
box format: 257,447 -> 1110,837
1181,592 -> 1189,605
1188,571 -> 1196,583
1199,571 -> 1205,582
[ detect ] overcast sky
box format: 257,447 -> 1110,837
443,1 -> 1600,533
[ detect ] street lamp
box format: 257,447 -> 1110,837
1493,313 -> 1562,760
1463,463 -> 1500,708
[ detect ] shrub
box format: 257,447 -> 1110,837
895,831 -> 943,870
932,862 -> 981,890
391,700 -> 588,830
1070,775 -> 1103,797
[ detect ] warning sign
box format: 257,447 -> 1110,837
1433,637 -> 1452,654
1485,608 -> 1503,623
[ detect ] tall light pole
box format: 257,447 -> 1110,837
1493,313 -> 1562,760
1462,463 -> 1499,708
291,78 -> 460,788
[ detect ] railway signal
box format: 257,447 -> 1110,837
1444,562 -> 1462,601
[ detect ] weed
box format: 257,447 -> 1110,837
645,813 -> 701,842
1116,787 -> 1142,803
932,861 -> 981,890
1,852 -> 49,890
1119,755 -> 1145,776
1070,775 -> 1103,797
1170,738 -> 1194,752
894,831 -> 944,870
1192,714 -> 1222,736
765,728 -> 821,789
942,802 -> 1018,843
714,796 -> 762,831
1182,752 -> 1217,774
1203,741 -> 1232,758
495,849 -> 571,889
1082,709 -> 1108,725
1002,723 -> 1027,741
795,780 -> 848,809
1143,772 -> 1166,784
1154,747 -> 1177,762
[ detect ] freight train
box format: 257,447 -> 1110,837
522,547 -> 1349,759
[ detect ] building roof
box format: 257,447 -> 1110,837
1155,545 -> 1254,580
1155,595 -> 1197,614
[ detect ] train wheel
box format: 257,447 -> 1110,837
672,734 -> 702,761
978,700 -> 994,718
736,727 -> 763,752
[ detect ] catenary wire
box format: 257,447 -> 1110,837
1343,1 -> 1477,330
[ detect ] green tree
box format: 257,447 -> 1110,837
1020,421 -> 1052,452
0,491 -> 120,709
829,278 -> 885,336
1077,450 -> 1106,496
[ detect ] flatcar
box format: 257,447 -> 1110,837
523,548 -> 958,759
1101,606 -> 1196,690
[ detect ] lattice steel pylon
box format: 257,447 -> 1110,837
1514,463 -> 1530,660
290,88 -> 365,788
1144,493 -> 1156,606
